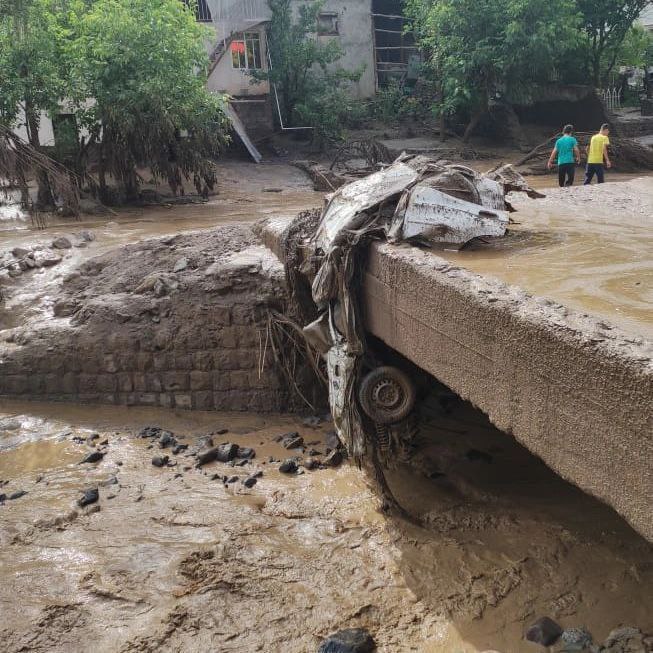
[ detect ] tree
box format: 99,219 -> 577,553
65,0 -> 229,202
405,0 -> 580,142
252,0 -> 361,145
577,0 -> 650,86
614,23 -> 653,70
0,0 -> 70,206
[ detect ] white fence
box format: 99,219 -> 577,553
599,87 -> 621,111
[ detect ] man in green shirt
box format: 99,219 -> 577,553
547,124 -> 580,187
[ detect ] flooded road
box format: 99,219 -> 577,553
1,396 -> 651,652
440,175 -> 653,338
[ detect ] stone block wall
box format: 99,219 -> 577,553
0,231 -> 306,412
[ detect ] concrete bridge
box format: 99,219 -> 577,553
259,216 -> 653,542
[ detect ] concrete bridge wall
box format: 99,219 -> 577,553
260,217 -> 653,541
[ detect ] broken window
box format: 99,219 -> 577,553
318,12 -> 339,35
231,32 -> 263,70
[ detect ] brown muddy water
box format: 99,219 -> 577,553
440,175 -> 653,338
0,394 -> 651,653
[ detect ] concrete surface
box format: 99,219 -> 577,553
259,215 -> 653,542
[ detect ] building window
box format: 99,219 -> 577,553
231,32 -> 262,70
183,0 -> 212,23
318,12 -> 339,35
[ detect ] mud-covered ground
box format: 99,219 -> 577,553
1,161 -> 652,652
0,395 -> 651,653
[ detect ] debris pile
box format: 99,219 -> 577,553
278,155 -> 542,479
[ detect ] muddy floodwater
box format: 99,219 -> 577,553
0,395 -> 651,653
441,176 -> 653,338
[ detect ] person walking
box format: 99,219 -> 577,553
584,123 -> 612,184
547,124 -> 580,187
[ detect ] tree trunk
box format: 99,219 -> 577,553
98,145 -> 109,205
462,108 -> 485,143
25,102 -> 55,208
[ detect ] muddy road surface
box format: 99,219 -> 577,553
1,397 -> 651,653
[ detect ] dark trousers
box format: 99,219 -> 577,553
558,163 -> 575,187
584,163 -> 605,184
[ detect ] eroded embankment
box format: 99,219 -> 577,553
0,225 -> 318,412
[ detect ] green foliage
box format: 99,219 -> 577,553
64,0 -> 229,200
0,0 -> 230,203
614,24 -> 653,70
576,0 -> 650,84
252,0 -> 362,145
0,0 -> 68,129
405,0 -> 580,139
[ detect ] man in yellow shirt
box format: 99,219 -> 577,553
584,123 -> 611,185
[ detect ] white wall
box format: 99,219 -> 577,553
318,0 -> 375,98
12,109 -> 56,147
208,0 -> 376,99
638,4 -> 653,31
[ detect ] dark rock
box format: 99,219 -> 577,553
560,628 -> 593,651
227,476 -> 239,484
139,426 -> 169,439
152,455 -> 169,468
51,236 -> 72,249
0,493 -> 6,502
12,247 -> 30,258
87,433 -> 99,441
282,433 -> 304,450
215,428 -> 228,435
77,488 -> 99,507
158,432 -> 177,449
242,476 -> 257,488
196,448 -> 219,466
236,446 -> 255,459
252,470 -> 263,479
116,461 -> 123,466
99,439 -> 108,446
107,494 -> 117,500
197,435 -> 214,450
235,459 -> 249,467
79,450 -> 104,464
308,449 -> 323,456
279,459 -> 298,474
304,457 -> 320,470
196,443 -> 238,466
323,449 -> 344,468
318,628 -> 376,653
526,617 -> 563,647
172,444 -> 188,455
216,443 -> 239,462
8,490 -> 27,500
